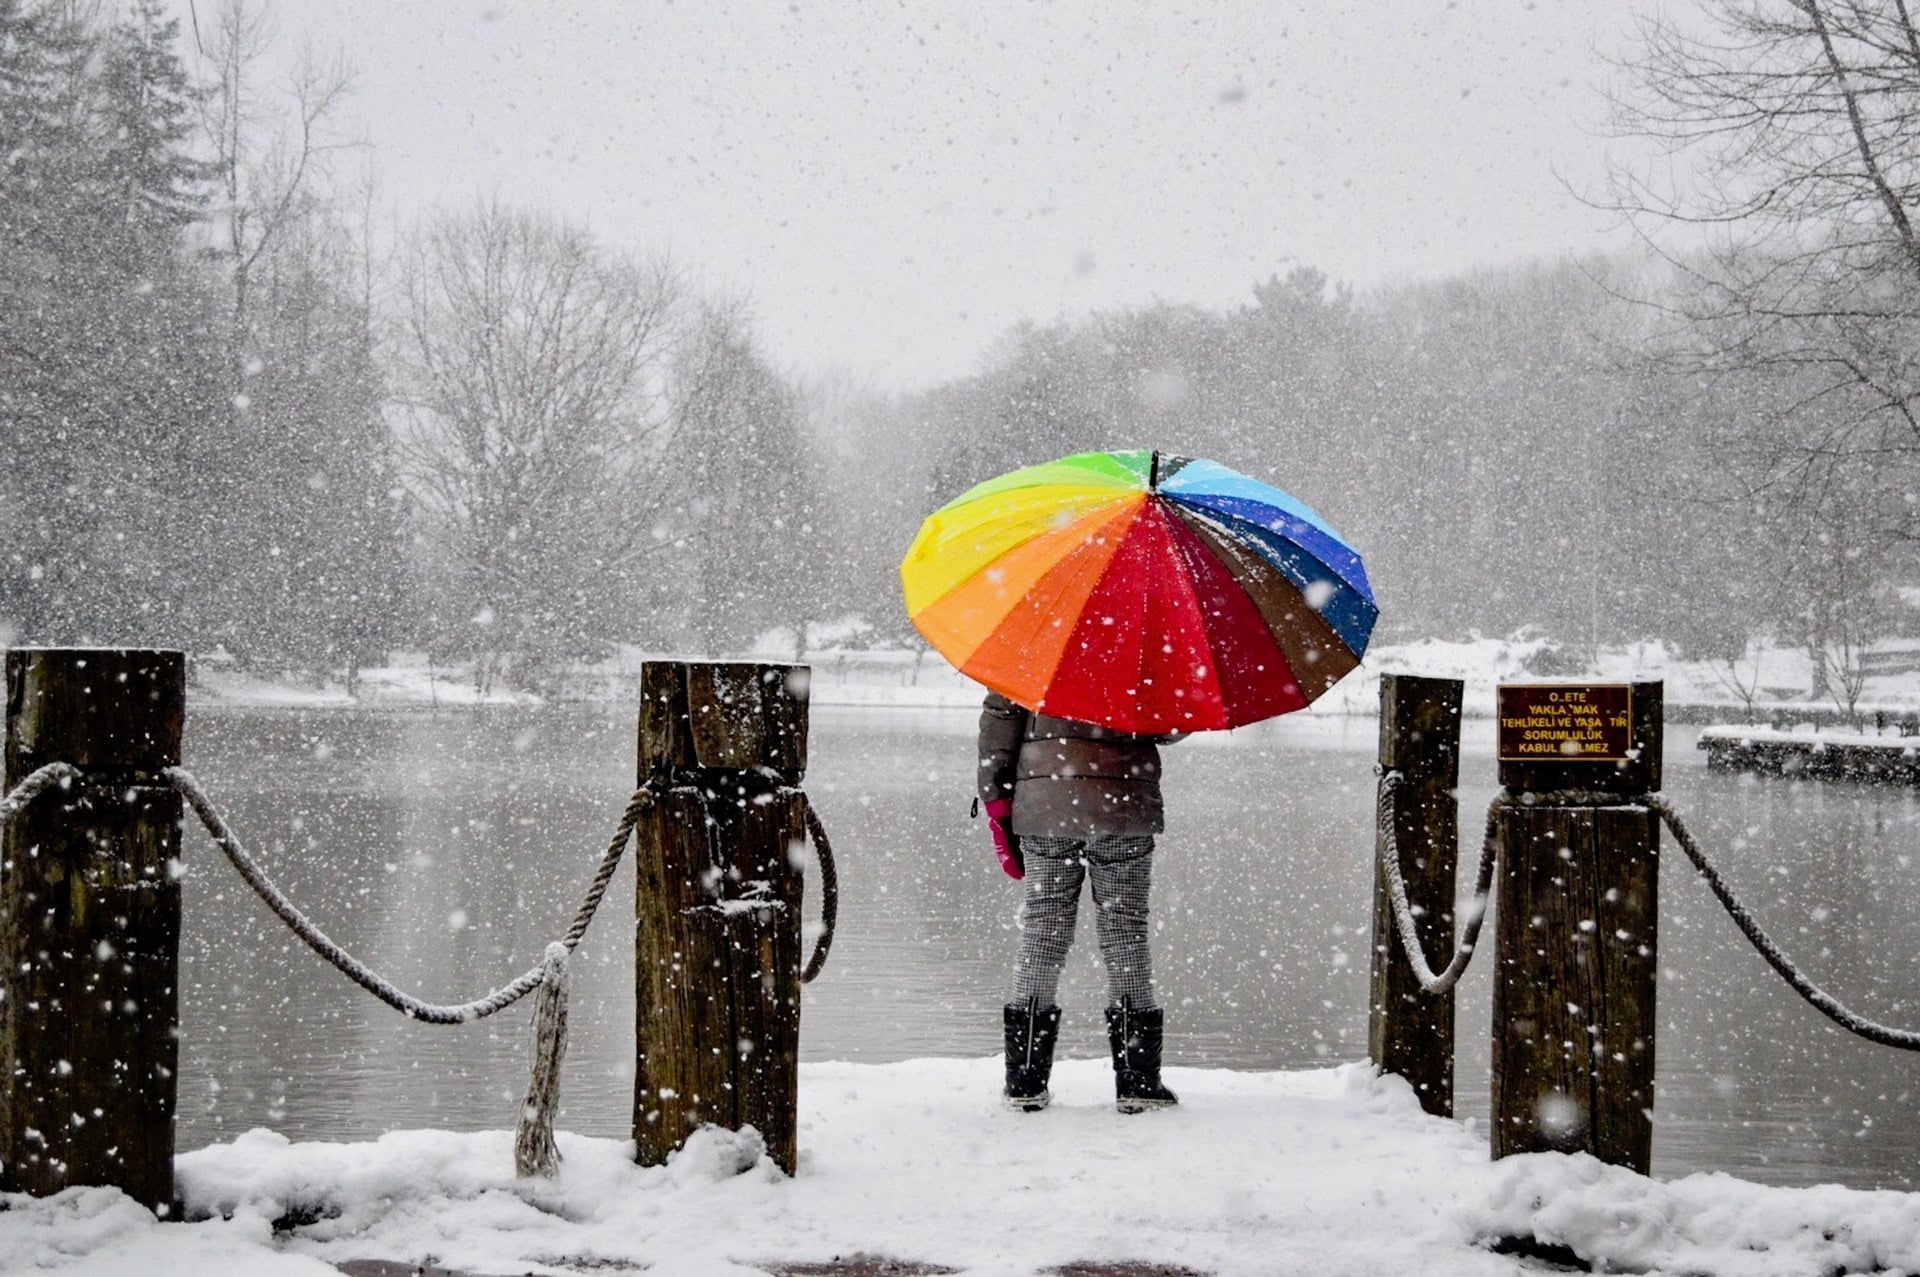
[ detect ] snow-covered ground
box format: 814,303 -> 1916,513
9,1058 -> 1920,1276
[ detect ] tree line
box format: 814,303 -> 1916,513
818,0 -> 1920,715
824,262 -> 1735,657
2,0 -> 1914,706
0,0 -> 825,691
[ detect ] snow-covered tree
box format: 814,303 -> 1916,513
668,302 -> 825,654
0,0 -> 224,646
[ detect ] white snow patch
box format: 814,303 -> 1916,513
3,1058 -> 1917,1275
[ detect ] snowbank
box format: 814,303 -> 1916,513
192,663 -> 543,709
5,1058 -> 1919,1276
1698,723 -> 1920,749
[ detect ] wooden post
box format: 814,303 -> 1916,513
633,660 -> 809,1175
1,648 -> 185,1212
1369,673 -> 1462,1118
1490,680 -> 1661,1173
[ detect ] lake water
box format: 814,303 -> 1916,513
172,703 -> 1920,1191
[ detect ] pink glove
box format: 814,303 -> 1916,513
983,797 -> 1023,880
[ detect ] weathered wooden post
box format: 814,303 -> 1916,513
1369,673 -> 1463,1117
1491,680 -> 1662,1172
633,660 -> 809,1175
1,647 -> 185,1212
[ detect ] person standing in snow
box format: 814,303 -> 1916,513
975,689 -> 1181,1114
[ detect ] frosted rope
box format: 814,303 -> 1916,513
1390,775 -> 1920,1052
0,761 -> 81,824
1374,770 -> 1498,994
165,766 -> 651,1024
1376,778 -> 1658,995
1649,795 -> 1920,1051
787,789 -> 838,983
514,941 -> 571,1178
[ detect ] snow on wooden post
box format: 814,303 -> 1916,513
632,660 -> 809,1175
1,647 -> 185,1213
1490,680 -> 1662,1173
1369,673 -> 1463,1118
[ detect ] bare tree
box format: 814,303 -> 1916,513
194,0 -> 357,390
1599,0 -> 1920,695
1708,635 -> 1772,719
1604,1 -> 1920,534
393,202 -> 685,690
1786,470 -> 1899,720
172,1 -> 409,682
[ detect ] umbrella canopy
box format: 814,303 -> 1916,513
900,449 -> 1376,734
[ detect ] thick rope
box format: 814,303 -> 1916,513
34,762 -> 834,1179
164,766 -> 651,1025
0,761 -> 80,824
1648,795 -> 1920,1051
1412,779 -> 1920,1052
798,794 -> 838,983
1375,777 -> 1663,995
515,942 -> 570,1177
1375,769 -> 1499,994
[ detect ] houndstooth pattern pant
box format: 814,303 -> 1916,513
1012,833 -> 1157,1011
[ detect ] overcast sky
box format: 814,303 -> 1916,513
186,0 -> 1657,390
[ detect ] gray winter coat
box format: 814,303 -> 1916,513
975,691 -> 1178,837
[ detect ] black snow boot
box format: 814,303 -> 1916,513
1003,998 -> 1062,1112
1105,998 -> 1178,1114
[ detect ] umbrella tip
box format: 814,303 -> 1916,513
1149,449 -> 1160,489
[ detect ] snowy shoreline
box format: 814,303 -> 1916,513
183,635 -> 1920,725
7,1058 -> 1919,1277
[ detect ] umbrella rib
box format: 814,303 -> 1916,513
1200,502 -> 1368,596
1137,500 -> 1223,732
1160,458 -> 1351,553
1159,501 -> 1310,722
1162,502 -> 1357,704
1169,492 -> 1373,602
1173,503 -> 1379,648
954,499 -> 1143,709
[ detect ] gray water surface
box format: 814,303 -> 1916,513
174,705 -> 1920,1191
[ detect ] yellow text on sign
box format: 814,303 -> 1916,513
1495,684 -> 1633,762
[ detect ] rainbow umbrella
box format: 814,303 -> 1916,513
900,449 -> 1375,734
